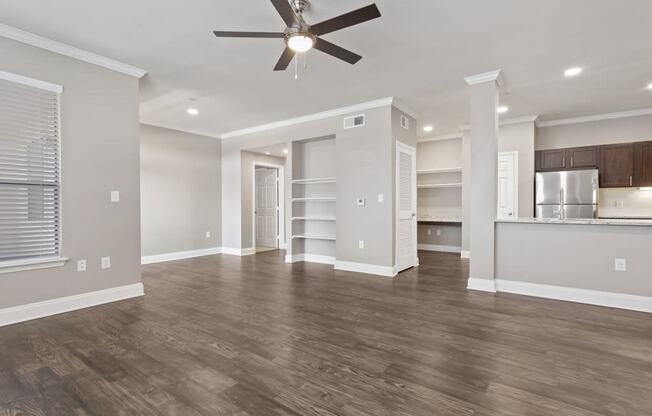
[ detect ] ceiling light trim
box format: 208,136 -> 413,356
537,108 -> 652,128
0,23 -> 147,78
220,97 -> 396,139
464,70 -> 504,87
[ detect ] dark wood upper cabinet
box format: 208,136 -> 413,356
567,146 -> 599,169
599,144 -> 633,187
633,141 -> 652,187
536,149 -> 566,171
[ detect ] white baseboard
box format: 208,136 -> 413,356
285,253 -> 335,265
467,277 -> 497,293
460,250 -> 470,259
495,279 -> 652,313
334,260 -> 396,277
141,247 -> 222,265
0,283 -> 145,327
418,244 -> 462,253
222,247 -> 256,256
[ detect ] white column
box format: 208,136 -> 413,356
464,70 -> 502,292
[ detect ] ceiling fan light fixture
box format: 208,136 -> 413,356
287,33 -> 315,53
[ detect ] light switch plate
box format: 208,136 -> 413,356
614,258 -> 627,272
77,259 -> 87,272
427,229 -> 431,236
359,240 -> 364,249
377,194 -> 384,203
205,231 -> 211,239
436,229 -> 442,236
111,191 -> 120,203
615,200 -> 624,209
101,256 -> 111,269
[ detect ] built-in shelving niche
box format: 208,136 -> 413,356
291,135 -> 337,262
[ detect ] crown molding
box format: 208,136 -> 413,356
537,108 -> 652,128
0,70 -> 63,93
464,69 -> 504,87
391,99 -> 420,120
417,133 -> 463,143
140,121 -> 221,140
500,115 -> 539,126
0,24 -> 147,78
220,97 -> 395,139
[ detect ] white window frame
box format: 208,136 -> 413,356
0,71 -> 68,273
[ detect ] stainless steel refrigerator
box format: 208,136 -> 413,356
535,169 -> 599,219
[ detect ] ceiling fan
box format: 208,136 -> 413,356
213,0 -> 381,71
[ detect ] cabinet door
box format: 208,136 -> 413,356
536,149 -> 566,171
600,144 -> 633,187
633,141 -> 652,187
567,146 -> 598,169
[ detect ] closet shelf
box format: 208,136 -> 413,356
292,234 -> 336,241
417,167 -> 463,174
292,177 -> 336,184
292,197 -> 336,202
292,217 -> 336,222
417,183 -> 462,189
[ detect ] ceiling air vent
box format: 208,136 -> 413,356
343,114 -> 366,129
400,114 -> 410,130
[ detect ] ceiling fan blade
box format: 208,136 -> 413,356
213,31 -> 285,38
310,4 -> 381,36
274,47 -> 296,71
270,0 -> 299,27
314,38 -> 362,65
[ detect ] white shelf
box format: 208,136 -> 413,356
292,197 -> 336,202
418,183 -> 462,189
292,234 -> 336,241
292,217 -> 336,222
292,177 -> 336,184
417,167 -> 462,175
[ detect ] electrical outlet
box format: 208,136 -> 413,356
101,256 -> 111,269
436,229 -> 442,236
377,194 -> 384,203
111,191 -> 120,203
357,198 -> 366,207
615,200 -> 624,209
77,259 -> 87,272
614,258 -> 627,272
205,231 -> 211,239
359,240 -> 364,249
427,229 -> 431,236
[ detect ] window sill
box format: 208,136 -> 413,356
0,257 -> 69,274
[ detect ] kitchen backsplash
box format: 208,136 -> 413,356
599,188 -> 652,218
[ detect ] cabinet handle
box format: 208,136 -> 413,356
630,176 -> 633,187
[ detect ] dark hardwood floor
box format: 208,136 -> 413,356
1,250 -> 652,415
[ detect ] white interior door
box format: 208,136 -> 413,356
497,151 -> 518,219
255,167 -> 278,248
396,142 -> 417,273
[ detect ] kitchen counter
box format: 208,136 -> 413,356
496,217 -> 652,227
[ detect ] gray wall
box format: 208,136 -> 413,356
499,121 -> 536,217
221,104 -> 397,268
536,114 -> 652,150
140,124 -> 221,257
0,37 -> 142,309
496,222 -> 652,296
240,151 -> 286,250
418,224 -> 462,249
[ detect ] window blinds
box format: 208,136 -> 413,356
0,75 -> 61,262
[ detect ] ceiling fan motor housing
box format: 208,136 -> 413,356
290,0 -> 310,15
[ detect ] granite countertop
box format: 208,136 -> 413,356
495,217 -> 652,227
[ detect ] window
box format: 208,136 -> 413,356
0,72 -> 63,266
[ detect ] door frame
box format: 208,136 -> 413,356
395,141 -> 418,272
497,151 -> 519,219
252,162 -> 286,250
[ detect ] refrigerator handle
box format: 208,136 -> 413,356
560,189 -> 565,219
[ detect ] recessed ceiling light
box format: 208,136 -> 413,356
187,108 -> 199,116
283,149 -> 288,154
423,125 -> 434,132
497,106 -> 509,114
647,82 -> 652,90
265,152 -> 271,155
564,67 -> 583,77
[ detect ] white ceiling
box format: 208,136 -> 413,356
2,0 -> 652,138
